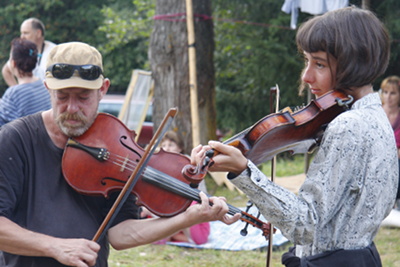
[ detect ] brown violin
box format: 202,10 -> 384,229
61,113 -> 272,237
183,90 -> 353,180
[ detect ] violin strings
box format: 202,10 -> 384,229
104,151 -> 241,216
142,166 -> 242,217
105,152 -> 269,228
103,152 -> 198,199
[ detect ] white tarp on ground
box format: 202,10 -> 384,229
166,206 -> 289,251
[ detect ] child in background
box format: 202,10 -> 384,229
141,130 -> 210,245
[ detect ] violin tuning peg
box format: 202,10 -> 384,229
245,200 -> 253,212
205,149 -> 215,158
240,228 -> 248,236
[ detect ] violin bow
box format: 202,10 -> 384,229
92,107 -> 178,243
266,85 -> 280,267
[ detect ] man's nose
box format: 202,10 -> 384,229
66,98 -> 80,113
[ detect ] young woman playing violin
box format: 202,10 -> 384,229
191,6 -> 398,267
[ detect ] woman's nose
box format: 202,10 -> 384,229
302,66 -> 314,85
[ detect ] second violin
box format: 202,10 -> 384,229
183,90 -> 353,180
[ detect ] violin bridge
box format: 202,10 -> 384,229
120,155 -> 129,172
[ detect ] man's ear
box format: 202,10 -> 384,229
99,78 -> 110,99
35,28 -> 43,39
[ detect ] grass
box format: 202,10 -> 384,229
109,154 -> 400,266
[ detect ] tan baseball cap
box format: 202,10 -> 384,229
45,42 -> 104,90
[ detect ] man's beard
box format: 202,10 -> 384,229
56,112 -> 95,137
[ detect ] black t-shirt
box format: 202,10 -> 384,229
0,112 -> 140,266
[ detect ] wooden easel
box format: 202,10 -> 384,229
119,69 -> 154,142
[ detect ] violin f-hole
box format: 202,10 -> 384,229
119,135 -> 142,160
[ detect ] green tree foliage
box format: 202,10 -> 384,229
213,0 -> 307,132
213,0 -> 400,133
0,0 -> 149,94
98,0 -> 154,93
374,0 -> 400,80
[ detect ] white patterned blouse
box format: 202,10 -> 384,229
229,92 -> 398,257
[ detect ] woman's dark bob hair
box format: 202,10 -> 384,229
296,6 -> 390,93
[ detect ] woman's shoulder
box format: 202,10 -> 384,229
326,106 -> 385,139
327,109 -> 362,131
334,93 -> 385,123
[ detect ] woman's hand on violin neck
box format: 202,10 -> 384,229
191,141 -> 248,176
187,192 -> 240,225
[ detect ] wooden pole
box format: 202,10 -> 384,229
185,0 -> 201,146
362,0 -> 370,10
267,85 -> 279,267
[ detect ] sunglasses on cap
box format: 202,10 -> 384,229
46,64 -> 103,80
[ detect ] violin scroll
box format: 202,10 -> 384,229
181,157 -> 210,184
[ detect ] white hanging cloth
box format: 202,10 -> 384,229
281,0 -> 349,29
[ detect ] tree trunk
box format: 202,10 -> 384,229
149,0 -> 216,153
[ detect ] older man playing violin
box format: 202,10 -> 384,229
0,42 -> 239,267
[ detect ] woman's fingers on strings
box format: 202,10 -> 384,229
204,141 -> 243,173
199,192 -> 230,221
222,213 -> 242,225
208,141 -> 239,157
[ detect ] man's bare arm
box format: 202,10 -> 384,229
2,62 -> 17,87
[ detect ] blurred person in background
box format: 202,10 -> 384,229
2,17 -> 56,86
380,75 -> 400,208
141,130 -> 211,245
0,37 -> 51,126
